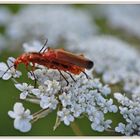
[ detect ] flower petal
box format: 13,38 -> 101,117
32,89 -> 40,97
14,118 -> 32,132
8,111 -> 16,119
64,117 -> 70,126
20,92 -> 28,99
13,102 -> 24,115
0,70 -> 4,77
15,84 -> 24,91
7,57 -> 15,67
0,62 -> 8,71
2,72 -> 11,80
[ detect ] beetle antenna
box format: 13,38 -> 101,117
1,65 -> 14,79
39,38 -> 48,53
8,58 -> 14,63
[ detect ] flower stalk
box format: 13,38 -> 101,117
70,122 -> 83,136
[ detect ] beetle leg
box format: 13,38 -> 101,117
32,72 -> 37,88
82,71 -> 89,79
31,63 -> 35,71
59,74 -> 63,93
8,58 -> 15,63
65,71 -> 76,82
58,70 -> 69,86
28,71 -> 37,88
30,63 -> 37,88
25,63 -> 37,88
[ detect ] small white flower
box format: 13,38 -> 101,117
71,104 -> 83,118
115,123 -> 134,136
91,122 -> 104,132
59,92 -> 71,107
32,85 -> 47,98
109,105 -> 118,113
28,68 -> 49,83
44,80 -> 61,95
114,93 -> 131,106
99,85 -> 111,96
40,95 -> 58,110
104,120 -> 112,129
114,92 -> 124,101
86,105 -> 97,116
88,110 -> 104,122
115,123 -> 125,133
124,124 -> 134,136
7,57 -> 16,67
95,94 -> 106,105
8,102 -> 33,132
91,119 -> 112,132
0,62 -> 11,80
103,99 -> 118,113
15,83 -> 34,99
57,108 -> 74,126
91,79 -> 102,89
119,107 -> 128,119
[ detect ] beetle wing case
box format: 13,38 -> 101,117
55,49 -> 93,69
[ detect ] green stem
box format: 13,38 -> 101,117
106,128 -> 115,132
11,78 -> 18,84
70,122 -> 83,136
31,108 -> 52,124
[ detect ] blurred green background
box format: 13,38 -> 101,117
1,4 -> 139,136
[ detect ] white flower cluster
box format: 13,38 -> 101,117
24,68 -> 118,131
6,5 -> 98,47
114,92 -> 140,136
0,56 -> 118,133
67,35 -> 140,94
103,5 -> 140,38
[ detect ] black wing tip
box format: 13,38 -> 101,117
87,60 -> 94,69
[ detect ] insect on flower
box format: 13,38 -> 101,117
2,39 -> 94,85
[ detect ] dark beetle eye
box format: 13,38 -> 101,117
87,61 -> 94,69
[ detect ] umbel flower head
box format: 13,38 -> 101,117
6,5 -> 98,47
114,92 -> 140,136
103,5 -> 140,38
0,55 -> 118,133
67,35 -> 140,94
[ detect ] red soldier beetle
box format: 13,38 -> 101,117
3,39 -> 94,86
